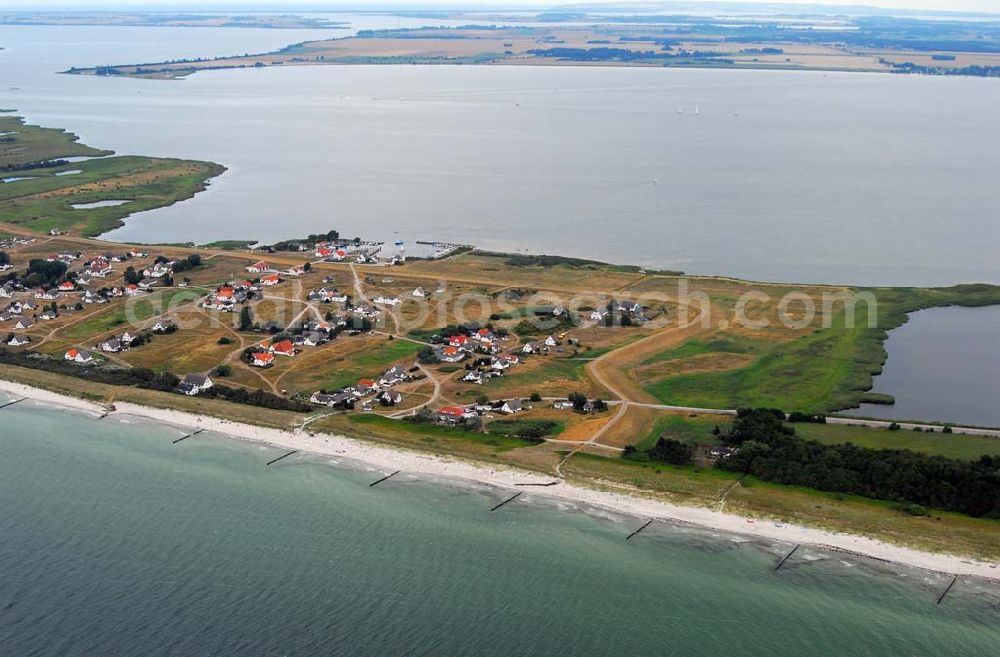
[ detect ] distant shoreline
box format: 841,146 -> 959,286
2,377 -> 997,582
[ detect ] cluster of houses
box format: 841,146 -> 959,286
426,328 -> 528,383
246,315 -> 351,366
202,281 -> 255,312
312,240 -> 394,265
309,365 -> 411,410
306,286 -> 386,321
434,398 -> 528,424
1,298 -> 39,347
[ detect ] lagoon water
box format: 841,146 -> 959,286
1,399 -> 999,657
1,22 -> 998,285
841,305 -> 1000,426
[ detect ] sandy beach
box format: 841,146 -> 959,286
2,378 -> 997,581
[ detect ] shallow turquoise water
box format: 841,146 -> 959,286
1,401 -> 998,656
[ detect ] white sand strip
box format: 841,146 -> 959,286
2,378 -> 997,581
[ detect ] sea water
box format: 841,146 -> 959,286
1,399 -> 997,656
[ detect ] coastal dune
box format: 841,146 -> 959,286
1,378 -> 997,581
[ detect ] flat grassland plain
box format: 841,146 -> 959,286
63,16 -> 1000,79
1,116 -> 998,561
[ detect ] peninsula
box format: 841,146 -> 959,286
63,13 -> 1000,79
2,116 -> 998,570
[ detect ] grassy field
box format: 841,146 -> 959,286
0,115 -> 109,167
641,285 -> 1000,414
0,116 -> 223,236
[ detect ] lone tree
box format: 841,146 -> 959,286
239,306 -> 253,331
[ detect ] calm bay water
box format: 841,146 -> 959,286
842,305 -> 1000,426
1,400 -> 998,656
1,23 -> 998,285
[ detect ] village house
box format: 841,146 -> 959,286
259,273 -> 281,287
88,258 -> 114,277
522,341 -> 545,355
492,354 -> 520,370
500,399 -> 526,414
151,319 -> 175,333
310,390 -> 355,409
378,390 -> 403,406
436,405 -> 473,424
270,339 -> 295,356
436,345 -> 465,363
64,347 -> 94,363
299,331 -> 327,347
544,335 -> 560,347
100,337 -> 124,353
34,289 -> 60,301
379,366 -> 409,387
246,260 -> 273,274
39,310 -> 58,321
179,373 -> 214,396
143,262 -> 173,278
8,334 -> 30,346
412,287 -> 427,298
251,351 -> 274,367
83,290 -> 106,304
124,284 -> 142,297
462,370 -> 482,384
355,378 -> 377,396
373,295 -> 400,306
448,334 -> 470,348
14,318 -> 33,330
57,280 -> 76,292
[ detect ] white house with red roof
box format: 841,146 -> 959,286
246,260 -> 273,274
251,351 -> 275,367
271,339 -> 295,356
259,273 -> 281,287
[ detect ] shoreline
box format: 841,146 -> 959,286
2,377 -> 997,582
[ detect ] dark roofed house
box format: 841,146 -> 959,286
181,373 -> 214,394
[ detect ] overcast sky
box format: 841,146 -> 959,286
0,1 -> 996,15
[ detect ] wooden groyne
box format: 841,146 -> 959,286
490,492 -> 522,512
0,397 -> 26,410
265,450 -> 298,466
369,470 -> 400,487
774,544 -> 801,571
172,429 -> 205,444
936,575 -> 959,605
515,480 -> 560,487
626,519 -> 654,540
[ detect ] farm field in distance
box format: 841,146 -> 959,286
61,13 -> 1000,79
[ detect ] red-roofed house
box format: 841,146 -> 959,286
271,339 -> 295,356
246,261 -> 273,274
251,351 -> 275,367
437,406 -> 469,419
259,273 -> 280,287
449,334 -> 470,347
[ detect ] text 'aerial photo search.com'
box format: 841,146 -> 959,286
0,0 -> 998,655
